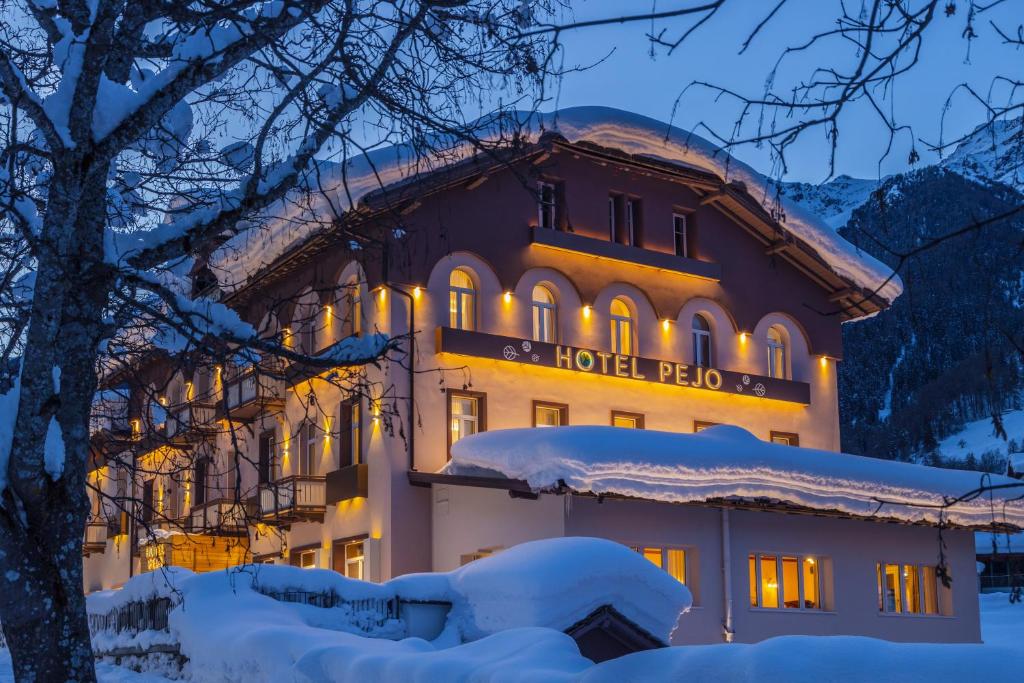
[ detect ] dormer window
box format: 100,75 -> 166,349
692,314 -> 712,368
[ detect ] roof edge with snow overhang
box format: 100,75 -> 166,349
432,425 -> 1024,531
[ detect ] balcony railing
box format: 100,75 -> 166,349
83,521 -> 107,555
165,402 -> 216,441
258,476 -> 326,523
188,498 -> 248,535
220,371 -> 285,421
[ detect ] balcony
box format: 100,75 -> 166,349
188,498 -> 249,536
165,402 -> 216,442
326,463 -> 369,503
219,371 -> 285,422
258,476 -> 326,524
83,521 -> 107,555
531,227 -> 722,281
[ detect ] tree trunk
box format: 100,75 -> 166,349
0,167 -> 112,682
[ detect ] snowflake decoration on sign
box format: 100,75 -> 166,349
531,354 -> 540,362
502,345 -> 519,360
753,383 -> 766,397
522,341 -> 532,352
735,384 -> 744,392
742,375 -> 751,386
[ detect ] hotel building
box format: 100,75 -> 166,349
83,108 -> 1020,645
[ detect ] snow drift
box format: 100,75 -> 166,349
86,538 -> 691,681
446,425 -> 1024,528
210,106 -> 902,305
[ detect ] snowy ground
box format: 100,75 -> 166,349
937,409 -> 1024,463
2,591 -> 1023,682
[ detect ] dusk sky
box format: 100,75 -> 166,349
551,0 -> 1017,183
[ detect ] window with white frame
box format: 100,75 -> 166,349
692,314 -> 712,368
449,392 -> 483,454
301,422 -> 318,476
673,213 -> 689,257
608,196 -> 617,241
625,198 -> 639,245
344,541 -> 364,580
634,546 -> 687,585
609,297 -> 635,355
876,563 -> 941,615
748,553 -> 822,610
538,181 -> 557,229
299,549 -> 317,569
766,325 -> 787,379
531,285 -> 557,343
449,269 -> 476,331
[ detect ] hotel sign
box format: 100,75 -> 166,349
436,327 -> 810,405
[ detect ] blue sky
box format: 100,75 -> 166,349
550,0 -> 1017,183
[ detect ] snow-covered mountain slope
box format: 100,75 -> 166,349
942,118 -> 1024,192
780,175 -> 880,230
937,409 -> 1024,464
782,117 -> 1024,233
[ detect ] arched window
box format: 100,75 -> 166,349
449,269 -> 476,331
609,297 -> 634,355
342,278 -> 362,337
692,314 -> 712,368
531,285 -> 557,343
767,325 -> 787,379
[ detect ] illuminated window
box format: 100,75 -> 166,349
448,392 -> 484,457
876,563 -> 941,615
692,314 -> 712,368
533,401 -> 567,427
693,420 -> 719,433
749,553 -> 822,610
299,549 -> 317,569
449,269 -> 476,331
611,411 -> 644,429
344,541 -> 364,580
538,181 -> 557,229
770,431 -> 800,447
609,297 -> 634,355
673,213 -> 689,257
531,285 -> 557,343
635,546 -> 687,585
767,325 -> 787,379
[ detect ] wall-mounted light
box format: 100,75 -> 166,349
582,305 -> 592,319
739,332 -> 749,344
662,319 -> 671,332
413,286 -> 422,300
819,356 -> 829,369
324,304 -> 333,319
503,291 -> 512,304
378,287 -> 387,303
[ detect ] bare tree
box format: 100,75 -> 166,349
0,1 -> 561,679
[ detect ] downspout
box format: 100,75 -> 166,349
721,507 -> 734,642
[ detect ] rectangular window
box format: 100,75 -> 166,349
673,213 -> 689,257
142,479 -> 155,523
339,398 -> 362,467
625,198 -> 640,246
635,546 -> 687,585
533,401 -> 568,427
299,549 -> 317,569
608,195 -> 617,241
538,182 -> 557,229
749,553 -> 822,610
258,430 -> 274,484
611,411 -> 645,429
344,541 -> 364,579
694,420 -> 719,433
301,423 -> 318,476
770,431 -> 800,447
448,391 -> 485,458
876,562 -> 942,615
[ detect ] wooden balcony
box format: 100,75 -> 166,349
258,476 -> 326,524
83,521 -> 107,556
326,463 -> 369,503
187,498 -> 249,536
165,402 -> 217,443
219,371 -> 285,422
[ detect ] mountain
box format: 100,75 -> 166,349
781,122 -> 1024,468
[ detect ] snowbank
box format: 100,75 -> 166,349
210,107 -> 902,305
446,425 -> 1024,528
86,538 -> 690,681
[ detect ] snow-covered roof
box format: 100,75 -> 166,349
445,425 -> 1024,529
210,107 -> 902,305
